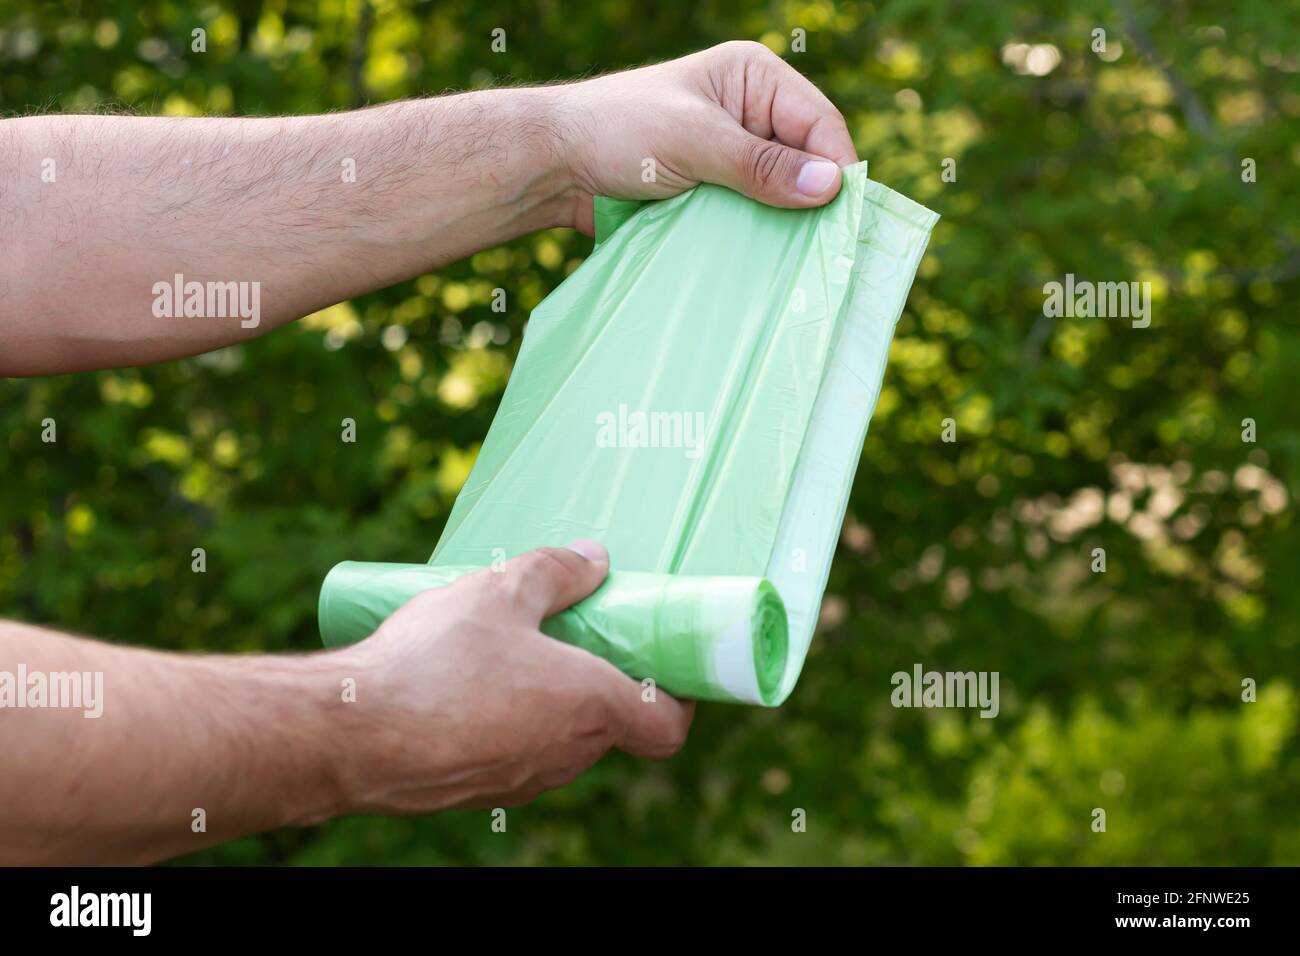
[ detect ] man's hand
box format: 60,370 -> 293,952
556,41 -> 860,233
331,541 -> 693,813
0,41 -> 856,374
0,541 -> 691,864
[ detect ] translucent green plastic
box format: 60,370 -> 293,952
319,162 -> 937,705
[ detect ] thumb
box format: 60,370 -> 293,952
691,126 -> 843,208
496,539 -> 609,624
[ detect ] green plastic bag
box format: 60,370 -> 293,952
320,162 -> 937,705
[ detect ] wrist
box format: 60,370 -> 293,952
264,650 -> 365,827
508,85 -> 587,231
429,85 -> 586,234
338,91 -> 583,254
306,640 -> 456,817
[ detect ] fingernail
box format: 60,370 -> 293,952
566,538 -> 608,563
795,159 -> 838,196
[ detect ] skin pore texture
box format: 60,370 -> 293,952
0,41 -> 858,864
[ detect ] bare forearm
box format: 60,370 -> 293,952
0,90 -> 575,375
0,620 -> 351,864
0,548 -> 691,866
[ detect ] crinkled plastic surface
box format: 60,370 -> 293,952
319,162 -> 937,705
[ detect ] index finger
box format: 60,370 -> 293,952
766,55 -> 859,167
594,658 -> 696,760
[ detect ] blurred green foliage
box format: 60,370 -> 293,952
2,0 -> 1297,865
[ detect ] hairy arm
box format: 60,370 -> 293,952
0,544 -> 692,865
0,619 -> 347,864
0,91 -> 574,375
0,42 -> 856,376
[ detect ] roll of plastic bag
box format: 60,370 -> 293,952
320,561 -> 789,705
320,161 -> 937,705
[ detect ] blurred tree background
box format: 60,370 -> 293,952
1,0 -> 1297,865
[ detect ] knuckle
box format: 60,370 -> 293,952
505,548 -> 572,606
511,548 -> 561,584
720,39 -> 771,62
528,547 -> 576,579
657,719 -> 691,758
572,693 -> 616,743
743,139 -> 791,190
